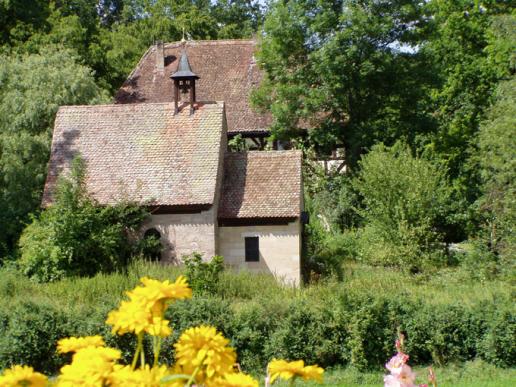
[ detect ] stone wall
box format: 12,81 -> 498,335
143,209 -> 217,263
218,221 -> 302,285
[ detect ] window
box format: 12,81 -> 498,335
245,237 -> 259,262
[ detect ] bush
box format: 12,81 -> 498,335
0,263 -> 513,375
183,253 -> 224,295
265,300 -> 344,367
0,301 -> 68,373
226,302 -> 278,371
18,157 -> 150,282
353,142 -> 452,271
480,308 -> 516,367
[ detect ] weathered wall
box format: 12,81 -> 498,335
218,221 -> 302,285
143,208 -> 217,263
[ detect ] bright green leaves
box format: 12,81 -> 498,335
0,47 -> 107,257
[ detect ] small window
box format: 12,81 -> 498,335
245,237 -> 259,262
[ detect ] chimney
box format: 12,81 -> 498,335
155,41 -> 164,72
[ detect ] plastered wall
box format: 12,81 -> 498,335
218,221 -> 302,285
143,209 -> 217,263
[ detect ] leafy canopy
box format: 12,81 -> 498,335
0,46 -> 108,257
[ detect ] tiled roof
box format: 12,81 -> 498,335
43,102 -> 225,207
219,151 -> 303,219
115,39 -> 272,135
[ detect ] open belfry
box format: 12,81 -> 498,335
44,39 -> 304,284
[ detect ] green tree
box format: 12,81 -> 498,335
0,46 -> 108,257
0,0 -> 50,45
211,0 -> 264,39
421,1 -> 514,180
352,142 -> 452,271
252,0 -> 432,165
18,157 -> 150,282
476,76 -> 515,263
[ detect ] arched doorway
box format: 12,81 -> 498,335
143,228 -> 163,262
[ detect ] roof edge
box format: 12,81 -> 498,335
164,39 -> 256,49
57,101 -> 225,110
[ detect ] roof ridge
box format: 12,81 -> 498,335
164,39 -> 256,48
59,101 -> 225,110
227,150 -> 303,156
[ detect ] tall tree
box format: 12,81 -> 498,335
211,0 -> 265,38
252,0 -> 431,164
0,46 -> 108,257
476,75 -> 515,261
421,0 -> 514,180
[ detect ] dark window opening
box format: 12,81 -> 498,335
143,228 -> 162,262
245,237 -> 259,262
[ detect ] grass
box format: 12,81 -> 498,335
0,260 -> 514,383
274,361 -> 516,386
0,259 -> 511,311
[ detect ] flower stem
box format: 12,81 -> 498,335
185,364 -> 201,387
153,336 -> 161,366
140,339 -> 146,368
185,353 -> 207,387
131,332 -> 144,370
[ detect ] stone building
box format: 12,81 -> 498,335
43,39 -> 304,284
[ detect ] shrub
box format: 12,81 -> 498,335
353,142 -> 452,271
265,300 -> 344,367
18,157 -> 150,282
480,308 -> 516,367
0,263 -> 513,375
183,253 -> 224,295
0,301 -> 68,373
227,302 -> 278,371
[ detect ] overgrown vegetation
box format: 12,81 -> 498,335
18,157 -> 152,282
352,142 -> 452,271
183,252 -> 224,295
0,261 -> 513,377
255,0 -> 515,276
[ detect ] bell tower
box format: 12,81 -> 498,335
170,48 -> 199,115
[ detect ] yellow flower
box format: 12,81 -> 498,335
109,364 -> 170,387
300,365 -> 324,382
106,299 -> 152,336
174,325 -> 236,384
207,372 -> 259,387
57,335 -> 105,353
106,276 -> 191,336
57,346 -> 121,386
140,275 -> 192,301
268,359 -> 324,384
0,365 -> 47,387
145,317 -> 172,337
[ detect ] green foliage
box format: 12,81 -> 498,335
227,134 -> 249,152
0,46 -> 107,258
422,1 -> 514,179
352,142 -> 452,270
183,253 -> 224,295
265,300 -> 344,367
18,157 -> 150,282
475,76 -> 516,263
253,0 -> 432,163
479,308 -> 516,367
0,261 -> 513,375
0,301 -> 68,373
